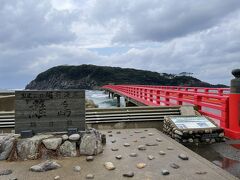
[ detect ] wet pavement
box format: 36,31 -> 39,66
0,128 -> 237,180
186,140 -> 240,179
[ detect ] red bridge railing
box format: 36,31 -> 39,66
102,85 -> 240,139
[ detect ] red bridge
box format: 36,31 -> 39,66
102,84 -> 240,139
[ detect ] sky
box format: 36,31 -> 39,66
0,0 -> 240,89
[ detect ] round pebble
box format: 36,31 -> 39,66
196,171 -> 207,175
104,162 -> 115,170
86,156 -> 94,161
73,166 -> 81,172
123,143 -> 130,147
115,155 -> 122,160
178,153 -> 189,160
156,138 -> 162,142
111,148 -> 119,151
123,171 -> 134,177
138,145 -> 146,150
148,133 -> 154,136
136,163 -> 146,169
134,131 -> 142,133
170,163 -> 180,169
111,140 -> 116,143
86,174 -> 95,179
146,143 -> 158,146
148,155 -> 155,160
159,151 -> 166,155
161,169 -> 170,175
129,153 -> 138,157
167,147 -> 174,150
54,176 -> 60,180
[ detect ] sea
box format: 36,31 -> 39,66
0,89 -> 124,108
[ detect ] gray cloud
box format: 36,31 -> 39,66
0,0 -> 239,89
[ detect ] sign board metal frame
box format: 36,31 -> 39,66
165,115 -> 219,131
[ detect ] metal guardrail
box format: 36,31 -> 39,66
0,106 -> 181,128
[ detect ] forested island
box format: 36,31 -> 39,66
26,64 -> 227,90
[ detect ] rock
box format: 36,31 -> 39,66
104,162 -> 115,170
42,138 -> 62,150
107,131 -> 112,133
9,178 -> 18,180
86,156 -> 94,161
0,135 -> 15,160
167,147 -> 174,150
159,151 -> 166,155
148,155 -> 155,160
148,133 -> 154,136
161,169 -> 170,175
54,176 -> 60,180
146,143 -> 158,146
136,163 -> 146,169
59,141 -> 77,157
86,174 -> 94,179
133,140 -> 138,142
138,145 -> 146,150
111,140 -> 116,143
196,171 -> 207,175
115,155 -> 122,160
144,129 -> 148,131
140,136 -> 146,139
62,134 -> 68,141
178,153 -> 189,160
30,160 -> 61,172
17,134 -> 53,160
108,134 -> 113,137
123,172 -> 134,177
0,169 -> 12,176
123,143 -> 130,147
170,163 -> 180,169
156,138 -> 162,142
80,129 -> 103,155
219,132 -> 224,137
174,130 -> 183,136
134,131 -> 142,133
116,131 -> 121,134
69,134 -> 80,141
73,166 -> 81,172
129,153 -> 138,157
111,148 -> 119,151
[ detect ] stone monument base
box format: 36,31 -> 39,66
0,128 -> 105,161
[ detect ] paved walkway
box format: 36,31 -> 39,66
0,128 -> 238,180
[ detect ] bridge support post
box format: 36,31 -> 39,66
226,69 -> 240,139
125,99 -> 137,107
116,95 -> 121,107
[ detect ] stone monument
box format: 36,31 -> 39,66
15,90 -> 85,134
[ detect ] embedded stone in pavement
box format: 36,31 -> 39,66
178,153 -> 189,160
129,153 -> 138,157
161,169 -> 170,175
104,162 -> 115,170
123,172 -> 134,177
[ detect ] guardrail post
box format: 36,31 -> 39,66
226,69 -> 240,139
